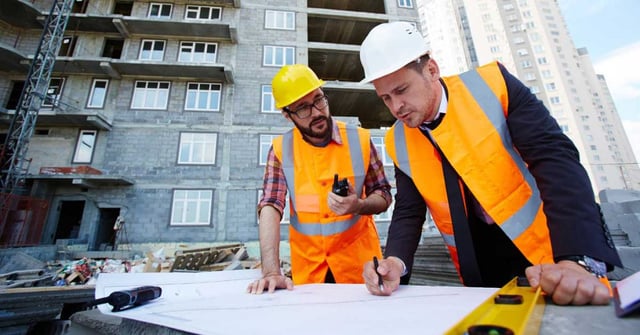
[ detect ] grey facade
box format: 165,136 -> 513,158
0,0 -> 421,250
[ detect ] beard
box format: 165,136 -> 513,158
293,115 -> 332,143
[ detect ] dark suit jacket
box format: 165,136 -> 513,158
385,63 -> 623,287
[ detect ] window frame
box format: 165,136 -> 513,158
373,188 -> 397,222
87,79 -> 109,108
148,3 -> 172,18
185,82 -> 222,112
42,77 -> 65,108
139,39 -> 166,61
263,45 -> 295,67
185,5 -> 222,21
177,132 -> 218,165
259,134 -> 279,166
265,10 -> 295,30
131,80 -> 171,110
178,41 -> 218,63
261,85 -> 279,114
170,189 -> 213,226
397,0 -> 413,8
371,136 -> 393,167
72,130 -> 97,164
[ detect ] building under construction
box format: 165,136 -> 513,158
0,0 -> 418,250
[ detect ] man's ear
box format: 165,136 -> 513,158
425,58 -> 440,80
282,110 -> 291,121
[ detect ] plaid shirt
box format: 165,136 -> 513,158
258,122 -> 392,218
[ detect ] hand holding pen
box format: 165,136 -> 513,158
365,256 -> 404,296
373,256 -> 384,292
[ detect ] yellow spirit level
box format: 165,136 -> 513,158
445,277 -> 546,335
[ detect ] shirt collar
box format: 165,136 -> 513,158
419,85 -> 448,131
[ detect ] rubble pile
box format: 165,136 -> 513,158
0,243 -> 287,290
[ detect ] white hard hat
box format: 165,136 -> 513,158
359,22 -> 430,83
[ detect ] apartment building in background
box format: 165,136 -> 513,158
0,0 -> 422,249
416,0 -> 640,193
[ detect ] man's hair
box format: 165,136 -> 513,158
406,53 -> 431,74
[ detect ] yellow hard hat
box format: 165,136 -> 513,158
271,64 -> 325,109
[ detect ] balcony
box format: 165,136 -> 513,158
51,57 -> 234,83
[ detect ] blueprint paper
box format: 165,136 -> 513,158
95,270 -> 496,335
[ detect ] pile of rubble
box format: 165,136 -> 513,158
1,243 -> 290,290
0,243 -> 291,333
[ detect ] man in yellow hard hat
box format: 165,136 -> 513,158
358,22 -> 622,306
247,64 -> 392,294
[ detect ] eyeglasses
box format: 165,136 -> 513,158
284,95 -> 329,119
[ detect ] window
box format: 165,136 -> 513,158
148,3 -> 172,18
179,42 -> 217,63
259,134 -> 279,166
550,96 -> 560,104
185,5 -> 221,20
263,46 -> 294,67
113,1 -> 133,15
257,190 -> 290,224
87,79 -> 109,108
73,130 -> 97,163
171,190 -> 212,226
178,132 -> 217,165
131,81 -> 170,109
43,78 -> 65,108
521,60 -> 532,68
5,81 -> 24,110
371,136 -> 393,166
541,70 -> 552,78
265,10 -> 295,30
261,85 -> 278,113
59,36 -> 77,57
517,49 -> 529,56
102,39 -> 124,58
71,0 -> 89,13
374,188 -> 397,222
525,73 -> 536,81
537,57 -> 548,65
397,0 -> 413,8
545,82 -> 556,91
185,83 -> 221,111
139,40 -> 165,61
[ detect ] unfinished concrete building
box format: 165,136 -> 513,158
0,0 -> 420,250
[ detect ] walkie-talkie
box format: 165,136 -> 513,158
86,285 -> 162,312
332,174 -> 349,196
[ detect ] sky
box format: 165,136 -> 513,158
558,0 -> 640,161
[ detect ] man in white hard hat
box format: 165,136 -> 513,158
359,21 -> 622,306
247,64 -> 392,294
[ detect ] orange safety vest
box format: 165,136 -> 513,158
385,62 -> 554,280
272,121 -> 382,284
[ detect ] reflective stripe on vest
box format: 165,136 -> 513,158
281,124 -> 365,236
394,68 -> 542,245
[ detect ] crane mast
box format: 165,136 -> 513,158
0,0 -> 74,221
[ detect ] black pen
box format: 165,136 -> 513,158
373,256 -> 384,291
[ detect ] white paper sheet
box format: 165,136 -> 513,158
95,270 -> 496,335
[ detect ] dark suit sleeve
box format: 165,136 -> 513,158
384,165 -> 428,284
500,63 -> 622,268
